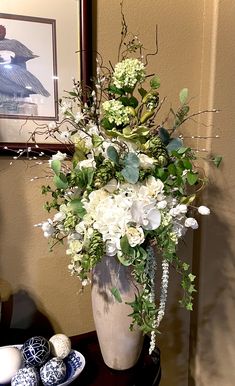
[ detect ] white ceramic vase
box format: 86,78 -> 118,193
91,255 -> 144,370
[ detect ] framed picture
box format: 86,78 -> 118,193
0,0 -> 92,154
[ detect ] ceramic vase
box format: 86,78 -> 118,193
91,255 -> 144,370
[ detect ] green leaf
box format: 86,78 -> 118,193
183,159 -> 192,170
179,88 -> 189,104
111,287 -> 122,303
124,152 -> 140,167
212,155 -> 222,168
158,127 -> 170,145
121,165 -> 139,184
177,147 -> 189,154
100,117 -> 113,130
129,96 -> 138,108
167,138 -> 183,152
53,173 -> 68,189
120,235 -> 132,255
119,96 -> 130,106
108,84 -> 124,95
69,199 -> 86,218
51,160 -> 61,176
180,194 -> 196,205
150,75 -> 161,89
138,87 -> 148,98
92,134 -> 103,148
186,172 -> 198,185
117,252 -> 134,266
107,146 -> 119,165
168,163 -> 176,175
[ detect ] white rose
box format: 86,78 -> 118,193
138,153 -> 156,170
103,179 -> 118,193
185,217 -> 199,229
106,240 -> 118,256
78,158 -> 96,169
66,239 -> 83,254
126,226 -> 145,247
177,204 -> 188,214
145,176 -> 164,197
198,206 -> 210,215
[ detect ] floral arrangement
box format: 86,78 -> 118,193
29,15 -> 221,354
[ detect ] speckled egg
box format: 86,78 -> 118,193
11,367 -> 39,386
49,334 -> 71,359
0,347 -> 22,384
40,358 -> 66,386
21,336 -> 50,367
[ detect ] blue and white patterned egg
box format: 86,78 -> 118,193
21,336 -> 50,367
40,358 -> 66,386
11,367 -> 39,386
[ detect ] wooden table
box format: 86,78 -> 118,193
0,329 -> 161,385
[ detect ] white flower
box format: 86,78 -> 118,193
157,200 -> 167,210
66,239 -> 83,255
48,121 -> 57,129
145,176 -> 164,198
130,200 -> 161,230
75,111 -> 84,123
198,205 -> 210,215
49,151 -> 67,165
185,217 -> 199,229
41,220 -> 55,238
59,131 -> 71,140
126,226 -> 145,247
53,211 -> 66,222
138,153 -> 156,170
78,158 -> 96,169
106,240 -> 118,256
103,179 -> 118,193
177,204 -> 188,214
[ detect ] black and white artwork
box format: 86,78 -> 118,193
0,13 -> 58,119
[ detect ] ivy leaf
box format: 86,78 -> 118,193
53,173 -> 68,189
212,155 -> 222,168
69,199 -> 86,218
179,88 -> 189,104
111,287 -> 122,303
51,160 -> 61,176
188,273 -> 196,282
121,165 -> 139,184
150,75 -> 161,89
138,87 -> 148,98
167,138 -> 183,152
107,146 -> 119,165
92,134 -> 103,148
186,172 -> 198,185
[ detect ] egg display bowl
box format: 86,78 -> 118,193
0,345 -> 86,386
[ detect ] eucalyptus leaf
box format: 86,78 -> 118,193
212,155 -> 222,168
121,165 -> 139,184
167,138 -> 183,152
124,152 -> 140,167
51,160 -> 61,176
179,88 -> 189,104
107,146 -> 119,165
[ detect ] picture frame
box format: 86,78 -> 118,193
0,0 -> 92,155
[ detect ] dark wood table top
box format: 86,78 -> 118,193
0,329 -> 161,385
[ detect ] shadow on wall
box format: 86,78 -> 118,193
0,284 -> 55,345
194,177 -> 235,383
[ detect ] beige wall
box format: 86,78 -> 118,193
0,1 -> 235,385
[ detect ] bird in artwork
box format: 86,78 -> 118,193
0,24 -> 50,97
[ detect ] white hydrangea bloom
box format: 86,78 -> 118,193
102,99 -> 131,126
112,58 -> 145,89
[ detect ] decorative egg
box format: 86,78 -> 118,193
21,336 -> 50,367
0,347 -> 22,384
11,367 -> 39,386
40,358 -> 66,386
49,334 -> 71,359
